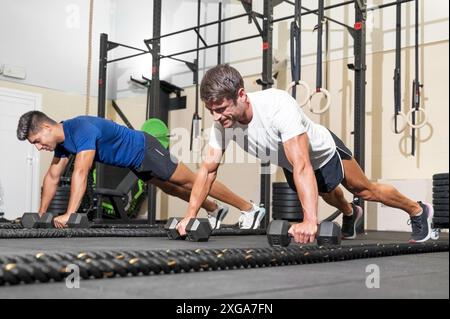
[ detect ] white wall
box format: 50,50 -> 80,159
1,1 -> 448,100
223,0 -> 449,74
0,0 -> 116,97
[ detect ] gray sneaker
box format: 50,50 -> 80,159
207,204 -> 229,230
341,204 -> 363,240
409,202 -> 434,243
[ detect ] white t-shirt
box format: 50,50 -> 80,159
208,88 -> 336,171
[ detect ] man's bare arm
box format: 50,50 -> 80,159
283,134 -> 318,223
65,150 -> 95,215
186,146 -> 224,218
39,157 -> 69,215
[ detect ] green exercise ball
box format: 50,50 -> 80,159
141,118 -> 170,149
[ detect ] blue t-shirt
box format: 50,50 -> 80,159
54,116 -> 145,169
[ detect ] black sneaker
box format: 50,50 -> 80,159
409,202 -> 434,243
341,204 -> 363,239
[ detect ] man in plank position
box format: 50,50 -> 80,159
17,111 -> 265,229
177,64 -> 433,244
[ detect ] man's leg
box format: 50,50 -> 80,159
320,186 -> 363,239
320,187 -> 353,215
169,162 -> 253,212
340,157 -> 433,242
150,178 -> 217,212
340,158 -> 421,215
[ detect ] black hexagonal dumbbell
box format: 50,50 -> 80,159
165,217 -> 186,240
21,212 -> 89,229
21,212 -> 58,229
186,218 -> 212,242
20,213 -> 41,229
36,212 -> 59,228
267,220 -> 342,247
164,217 -> 212,242
66,214 -> 90,228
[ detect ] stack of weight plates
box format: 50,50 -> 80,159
272,182 -> 303,221
432,173 -> 449,229
47,185 -> 70,215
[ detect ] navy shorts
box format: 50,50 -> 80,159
283,131 -> 353,193
132,133 -> 178,181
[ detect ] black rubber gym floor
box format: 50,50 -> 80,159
0,231 -> 448,299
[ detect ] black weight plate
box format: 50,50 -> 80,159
272,200 -> 302,207
52,194 -> 70,198
433,179 -> 449,187
272,194 -> 299,201
49,201 -> 69,206
433,173 -> 449,180
50,202 -> 69,207
272,212 -> 303,221
272,206 -> 303,213
434,211 -> 449,218
433,205 -> 449,211
48,203 -> 68,209
272,183 -> 293,189
47,207 -> 67,213
433,198 -> 449,205
273,188 -> 298,195
433,186 -> 449,192
51,198 -> 69,203
433,217 -> 449,225
54,191 -> 70,196
433,192 -> 449,199
55,188 -> 70,193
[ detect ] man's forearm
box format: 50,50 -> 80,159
293,166 -> 318,223
39,174 -> 59,214
65,170 -> 88,215
186,167 -> 216,218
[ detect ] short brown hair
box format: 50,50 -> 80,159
200,64 -> 244,104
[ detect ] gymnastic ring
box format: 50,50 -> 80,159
390,112 -> 408,134
286,81 -> 311,107
406,107 -> 428,129
309,88 -> 331,114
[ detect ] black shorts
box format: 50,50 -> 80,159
283,131 -> 353,193
132,133 -> 178,182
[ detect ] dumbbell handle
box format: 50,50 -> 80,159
268,220 -> 341,247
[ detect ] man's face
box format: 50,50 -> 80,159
207,97 -> 245,128
27,125 -> 58,152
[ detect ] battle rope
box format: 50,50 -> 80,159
1,241 -> 447,286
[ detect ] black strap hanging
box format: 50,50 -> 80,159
287,0 -> 311,107
290,0 -> 302,99
309,0 -> 330,114
410,0 -> 422,156
190,0 -> 202,152
393,0 -> 403,134
315,0 -> 324,92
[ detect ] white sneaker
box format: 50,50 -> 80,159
207,204 -> 229,230
238,202 -> 266,229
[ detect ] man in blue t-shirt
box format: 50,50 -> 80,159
17,111 -> 263,228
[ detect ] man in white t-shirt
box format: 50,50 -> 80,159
177,64 -> 434,244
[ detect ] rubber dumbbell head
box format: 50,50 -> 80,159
67,214 -> 89,228
36,212 -> 59,229
317,221 -> 342,246
164,217 -> 186,240
21,213 -> 40,229
267,220 -> 291,247
186,218 -> 212,242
